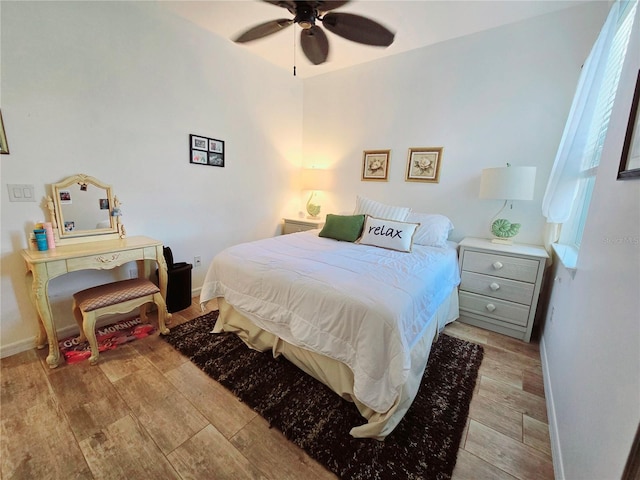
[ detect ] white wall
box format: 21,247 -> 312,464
0,1 -> 303,355
541,5 -> 640,479
302,2 -> 609,245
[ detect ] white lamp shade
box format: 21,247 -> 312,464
479,166 -> 536,201
301,168 -> 332,191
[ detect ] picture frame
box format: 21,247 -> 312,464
191,135 -> 208,151
361,150 -> 390,181
618,70 -> 640,180
405,147 -> 443,183
209,139 -> 223,153
208,152 -> 224,167
190,134 -> 225,167
191,150 -> 207,165
0,109 -> 9,155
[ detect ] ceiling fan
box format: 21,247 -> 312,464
234,1 -> 395,66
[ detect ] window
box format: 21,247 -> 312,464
560,1 -> 637,249
542,0 -> 637,267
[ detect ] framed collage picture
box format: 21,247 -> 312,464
190,134 -> 225,167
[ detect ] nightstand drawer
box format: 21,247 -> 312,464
284,222 -> 316,234
283,218 -> 324,235
460,271 -> 534,305
284,223 -> 306,234
462,251 -> 539,283
459,291 -> 530,327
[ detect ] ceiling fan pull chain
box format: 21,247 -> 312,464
293,24 -> 297,76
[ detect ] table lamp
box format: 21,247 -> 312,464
479,164 -> 536,244
301,168 -> 331,218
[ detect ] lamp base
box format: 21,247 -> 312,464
489,217 -> 521,246
491,237 -> 514,245
306,192 -> 321,218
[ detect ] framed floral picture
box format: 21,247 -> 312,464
0,109 -> 9,155
362,150 -> 390,181
405,147 -> 443,183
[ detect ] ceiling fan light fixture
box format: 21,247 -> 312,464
294,2 -> 316,30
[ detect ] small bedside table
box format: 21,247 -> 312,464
458,237 -> 548,342
282,217 -> 325,235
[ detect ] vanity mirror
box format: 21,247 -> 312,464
47,174 -> 125,245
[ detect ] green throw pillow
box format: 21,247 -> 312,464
319,214 -> 366,242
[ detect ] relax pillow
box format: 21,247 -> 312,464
406,212 -> 454,248
353,195 -> 411,221
357,215 -> 420,252
319,214 -> 366,242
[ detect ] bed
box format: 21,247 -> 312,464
199,203 -> 460,439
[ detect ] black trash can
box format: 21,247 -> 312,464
159,246 -> 193,313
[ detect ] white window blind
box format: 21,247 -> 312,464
542,0 -> 637,254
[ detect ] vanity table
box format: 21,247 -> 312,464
21,174 -> 170,368
22,236 -> 169,368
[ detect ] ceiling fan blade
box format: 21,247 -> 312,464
300,26 -> 329,65
315,1 -> 350,13
234,19 -> 294,43
262,1 -> 296,14
321,12 -> 395,46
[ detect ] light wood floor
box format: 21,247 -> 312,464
1,298 -> 554,479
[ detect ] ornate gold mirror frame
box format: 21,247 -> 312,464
47,174 -> 125,245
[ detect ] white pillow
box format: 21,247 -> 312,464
406,212 -> 454,248
357,215 -> 420,252
353,195 -> 411,221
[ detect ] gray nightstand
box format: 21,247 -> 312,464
458,237 -> 548,342
282,217 -> 325,235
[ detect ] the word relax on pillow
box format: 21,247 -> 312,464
357,215 -> 420,252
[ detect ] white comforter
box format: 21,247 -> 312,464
199,230 -> 460,412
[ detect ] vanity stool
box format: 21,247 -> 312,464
72,278 -> 170,365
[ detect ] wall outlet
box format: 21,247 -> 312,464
128,269 -> 137,279
194,256 -> 202,268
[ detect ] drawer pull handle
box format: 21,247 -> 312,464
490,282 -> 500,291
486,303 -> 496,312
95,254 -> 121,264
492,261 -> 503,270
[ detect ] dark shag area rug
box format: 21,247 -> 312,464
163,311 -> 484,480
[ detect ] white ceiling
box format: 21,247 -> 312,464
162,0 -> 592,78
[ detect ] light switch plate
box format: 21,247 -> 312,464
7,184 -> 36,202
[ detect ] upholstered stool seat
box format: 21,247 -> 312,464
72,278 -> 170,365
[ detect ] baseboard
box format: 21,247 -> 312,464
1,288 -> 203,360
540,336 -> 565,480
0,324 -> 80,359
